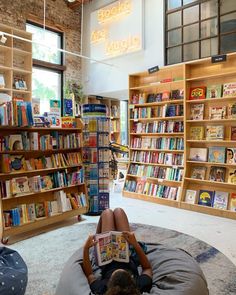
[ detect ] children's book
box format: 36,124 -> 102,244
189,148 -> 208,162
230,193 -> 236,212
213,191 -> 229,210
198,190 -> 214,207
226,148 -> 236,164
209,166 -> 226,182
136,180 -> 145,194
206,125 -> 224,140
228,102 -> 236,119
10,155 -> 26,172
189,86 -> 206,100
223,82 -> 236,97
190,126 -> 204,140
11,177 -> 30,195
185,189 -> 197,204
209,106 -> 226,120
206,85 -> 222,98
171,89 -> 184,100
228,169 -> 236,184
208,147 -> 226,163
231,126 -> 236,140
190,166 -> 206,180
9,134 -> 23,150
190,104 -> 204,120
35,202 -> 46,218
94,231 -> 129,266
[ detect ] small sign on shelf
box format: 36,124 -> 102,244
211,54 -> 227,63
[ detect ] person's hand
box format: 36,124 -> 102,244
122,231 -> 137,246
84,235 -> 97,250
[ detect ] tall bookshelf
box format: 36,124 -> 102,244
0,24 -> 88,242
123,64 -> 185,208
181,54 -> 236,220
123,54 -> 236,220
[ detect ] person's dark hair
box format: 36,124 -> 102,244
105,269 -> 140,295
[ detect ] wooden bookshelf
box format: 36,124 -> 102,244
124,54 -> 236,220
0,24 -> 88,242
124,64 -> 185,205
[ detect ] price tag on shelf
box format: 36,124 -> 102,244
129,104 -> 135,109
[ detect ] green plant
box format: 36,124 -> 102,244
64,80 -> 86,104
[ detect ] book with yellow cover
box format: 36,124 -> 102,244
190,126 -> 204,140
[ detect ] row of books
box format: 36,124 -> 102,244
189,146 -> 236,164
0,99 -> 34,127
111,120 -> 119,132
83,133 -> 109,147
131,151 -> 184,166
0,168 -> 84,198
83,118 -> 110,132
88,193 -> 109,213
189,165 -> 235,184
82,148 -> 110,164
0,132 -> 81,152
131,89 -> 184,104
189,83 -> 236,100
129,164 -> 184,181
131,137 -> 184,150
190,103 -> 236,120
124,180 -> 180,200
189,125 -> 236,141
82,104 -> 107,117
87,180 -> 109,195
130,104 -> 183,119
3,191 -> 87,228
185,189 -> 236,211
84,163 -> 110,180
132,121 -> 184,134
1,152 -> 82,173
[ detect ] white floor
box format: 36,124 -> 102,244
84,190 -> 236,266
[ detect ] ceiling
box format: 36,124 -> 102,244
67,0 -> 92,9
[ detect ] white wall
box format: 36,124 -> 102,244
82,0 -> 164,100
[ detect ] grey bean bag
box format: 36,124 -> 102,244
0,247 -> 28,295
56,243 -> 209,295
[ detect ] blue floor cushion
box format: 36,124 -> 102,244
0,247 -> 28,295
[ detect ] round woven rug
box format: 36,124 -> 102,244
11,222 -> 236,295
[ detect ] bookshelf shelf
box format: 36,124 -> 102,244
0,24 -> 88,241
125,53 -> 236,219
126,174 -> 182,185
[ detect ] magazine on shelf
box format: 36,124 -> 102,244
94,231 -> 129,266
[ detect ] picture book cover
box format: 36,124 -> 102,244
198,190 -> 214,207
35,202 -> 46,218
228,169 -> 236,184
162,91 -> 170,101
61,117 -> 76,128
226,148 -> 236,164
230,193 -> 236,212
63,98 -> 74,117
10,155 -> 26,172
209,166 -> 226,182
206,84 -> 222,99
213,191 -> 229,210
190,103 -> 204,120
32,98 -> 40,116
11,177 -> 30,195
206,125 -> 224,140
190,166 -> 207,180
189,86 -> 206,100
190,126 -> 204,140
135,180 -> 145,194
228,102 -> 236,119
171,89 -> 184,100
9,134 -> 23,151
185,189 -> 197,204
223,82 -> 236,97
209,106 -> 226,120
189,148 -> 208,162
94,231 -> 129,266
231,126 -> 236,140
208,146 -> 226,163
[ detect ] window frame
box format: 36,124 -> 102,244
26,21 -> 65,112
165,0 -> 236,65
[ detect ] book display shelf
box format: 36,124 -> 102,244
0,24 -> 88,242
82,104 -> 110,215
123,54 -> 236,220
123,64 -> 185,208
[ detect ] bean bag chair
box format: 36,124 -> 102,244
0,247 -> 28,295
56,243 -> 209,295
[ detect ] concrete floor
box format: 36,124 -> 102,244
84,190 -> 236,266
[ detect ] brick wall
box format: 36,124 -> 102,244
0,0 -> 82,83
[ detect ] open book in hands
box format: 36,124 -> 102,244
94,231 -> 129,266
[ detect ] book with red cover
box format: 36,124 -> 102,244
189,86 -> 206,100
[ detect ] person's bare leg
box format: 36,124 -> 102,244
113,208 -> 130,232
96,209 -> 116,234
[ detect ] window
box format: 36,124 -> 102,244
165,0 -> 236,65
26,22 -> 64,113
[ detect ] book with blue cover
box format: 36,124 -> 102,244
208,147 -> 226,163
198,190 -> 214,207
